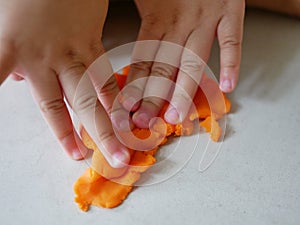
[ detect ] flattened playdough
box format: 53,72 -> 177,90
74,67 -> 230,211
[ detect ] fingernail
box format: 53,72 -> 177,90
221,79 -> 233,92
134,112 -> 151,128
119,119 -> 132,131
72,149 -> 84,160
165,108 -> 180,124
123,97 -> 137,111
111,149 -> 130,168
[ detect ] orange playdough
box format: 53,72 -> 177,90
74,67 -> 231,211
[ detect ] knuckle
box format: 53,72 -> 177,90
143,97 -> 164,110
167,17 -> 191,35
57,129 -> 73,142
219,0 -> 229,9
73,93 -> 98,113
169,9 -> 181,26
140,14 -> 163,38
120,84 -> 144,109
223,61 -> 239,69
97,130 -> 115,145
110,106 -> 124,118
62,64 -> 86,80
39,98 -> 65,115
129,61 -> 152,73
220,36 -> 242,49
173,89 -> 193,104
177,91 -> 193,103
63,45 -> 100,65
123,84 -> 144,96
142,13 -> 160,27
152,63 -> 175,79
89,41 -> 105,57
64,48 -> 82,61
180,58 -> 204,73
98,76 -> 119,97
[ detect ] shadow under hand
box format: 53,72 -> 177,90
239,9 -> 300,101
210,9 -> 300,102
208,9 -> 300,139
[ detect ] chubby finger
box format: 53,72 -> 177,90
102,75 -> 134,132
59,64 -> 130,168
119,15 -> 164,113
133,36 -> 188,128
120,41 -> 160,112
85,52 -> 134,132
218,1 -> 245,93
165,25 -> 216,124
27,70 -> 87,160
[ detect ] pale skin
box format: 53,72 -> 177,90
115,0 -> 245,130
1,0 -> 299,167
0,0 -> 131,167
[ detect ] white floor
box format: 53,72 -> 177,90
1,4 -> 300,225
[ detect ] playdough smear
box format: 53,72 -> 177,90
74,66 -> 231,211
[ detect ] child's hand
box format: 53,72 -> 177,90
118,0 -> 245,128
0,0 -> 130,167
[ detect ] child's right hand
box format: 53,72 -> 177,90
116,0 -> 245,129
0,0 -> 130,168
